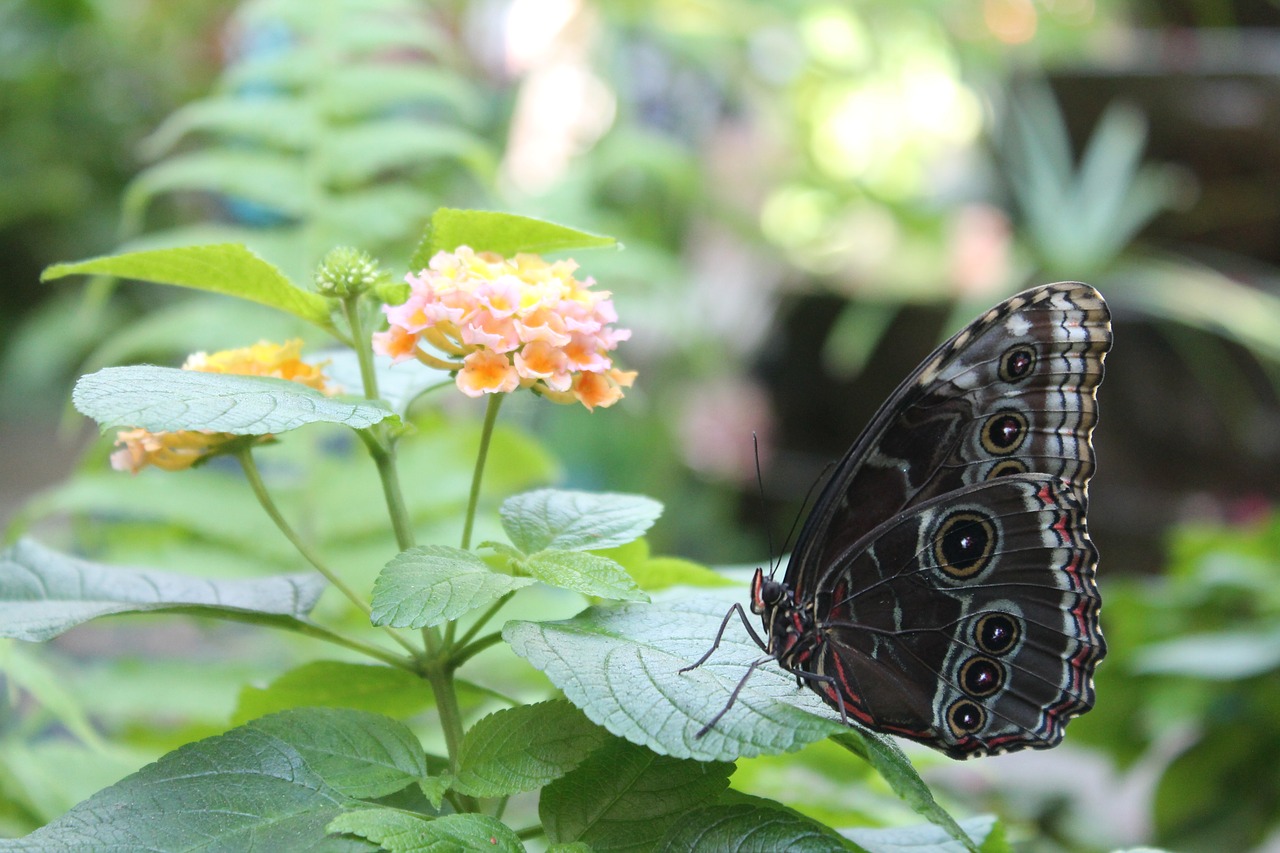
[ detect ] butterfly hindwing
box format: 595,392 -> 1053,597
808,474 -> 1103,758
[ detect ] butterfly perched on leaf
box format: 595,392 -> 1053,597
685,282 -> 1111,759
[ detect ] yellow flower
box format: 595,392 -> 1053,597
110,339 -> 331,474
373,246 -> 635,410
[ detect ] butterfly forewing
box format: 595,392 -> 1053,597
785,282 -> 1110,605
770,282 -> 1111,758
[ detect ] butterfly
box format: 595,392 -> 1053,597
684,282 -> 1111,758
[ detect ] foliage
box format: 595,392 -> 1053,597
1,209 -> 997,851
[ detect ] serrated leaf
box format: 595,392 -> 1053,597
843,815 -> 999,853
233,661 -> 433,725
249,709 -> 428,800
411,209 -> 618,270
657,802 -> 850,852
540,737 -> 732,851
0,711 -> 376,852
370,545 -> 537,629
501,489 -> 663,553
833,732 -> 976,853
453,700 -> 611,797
0,538 -> 326,642
327,810 -> 523,853
503,597 -> 846,762
73,366 -> 394,434
523,550 -> 648,602
42,243 -> 332,327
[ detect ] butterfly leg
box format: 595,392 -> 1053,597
788,666 -> 849,726
694,654 -> 775,738
679,603 -> 768,673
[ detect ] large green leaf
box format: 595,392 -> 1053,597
539,737 -> 732,851
327,810 -> 523,853
370,545 -> 537,629
500,489 -> 663,554
411,209 -> 617,270
0,538 -> 326,642
503,597 -> 847,762
41,243 -> 332,327
452,700 -> 611,798
0,709 -> 412,851
657,802 -> 850,852
74,366 -> 395,434
248,708 -> 429,800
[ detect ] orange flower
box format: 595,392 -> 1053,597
374,246 -> 634,409
110,340 -> 332,474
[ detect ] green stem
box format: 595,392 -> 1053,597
460,393 -> 504,551
358,429 -> 417,552
342,295 -> 381,401
455,592 -> 515,650
285,621 -> 418,671
425,662 -> 471,811
236,448 -> 420,658
451,631 -> 505,668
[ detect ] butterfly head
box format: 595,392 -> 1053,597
749,568 -> 788,616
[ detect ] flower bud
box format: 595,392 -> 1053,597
315,246 -> 385,298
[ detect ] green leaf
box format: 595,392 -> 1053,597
41,243 -> 332,327
370,545 -> 537,629
0,538 -> 326,642
323,119 -> 496,187
657,802 -> 851,852
833,732 -> 976,853
73,366 -> 395,434
501,489 -> 663,554
453,700 -> 611,797
233,661 -> 433,725
327,810 -> 524,853
844,816 -> 1001,853
601,541 -> 732,591
522,550 -> 648,602
0,711 -> 378,852
503,597 -> 846,762
1133,628 -> 1280,679
411,209 -> 618,270
248,709 -> 428,800
540,737 -> 732,851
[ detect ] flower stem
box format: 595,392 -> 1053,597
236,448 -> 420,657
343,294 -> 380,401
460,393 -> 504,552
285,621 -> 418,671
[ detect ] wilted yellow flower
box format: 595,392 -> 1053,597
372,246 -> 635,410
110,340 -> 331,474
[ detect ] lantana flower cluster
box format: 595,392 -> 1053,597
372,246 -> 635,410
111,340 -> 332,474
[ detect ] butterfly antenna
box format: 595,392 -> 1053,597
752,432 -> 779,574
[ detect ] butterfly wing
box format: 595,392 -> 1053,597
782,282 -> 1111,756
806,474 -> 1101,757
785,282 -> 1111,603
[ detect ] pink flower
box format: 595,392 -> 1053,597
373,245 -> 635,409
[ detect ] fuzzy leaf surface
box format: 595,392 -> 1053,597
501,489 -> 662,554
0,538 -> 325,642
370,545 -> 536,629
74,366 -> 394,434
452,700 -> 611,797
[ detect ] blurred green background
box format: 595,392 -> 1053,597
4,0 -> 1280,850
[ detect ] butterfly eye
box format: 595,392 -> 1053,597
999,344 -> 1037,382
947,699 -> 986,736
974,612 -> 1020,655
933,510 -> 998,580
980,411 -> 1028,455
959,656 -> 1004,698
